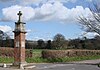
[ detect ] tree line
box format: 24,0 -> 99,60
0,33 -> 100,50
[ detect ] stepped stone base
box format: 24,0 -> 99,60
13,62 -> 27,69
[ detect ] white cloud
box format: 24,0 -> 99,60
2,2 -> 92,23
26,29 -> 31,32
33,2 -> 92,22
80,31 -> 99,38
20,0 -> 77,6
33,37 -> 42,41
2,5 -> 35,22
86,0 -> 93,2
0,25 -> 12,32
47,0 -> 77,3
0,25 -> 14,38
0,0 -> 15,2
33,36 -> 52,41
86,32 -> 99,37
0,18 -> 11,22
20,0 -> 42,6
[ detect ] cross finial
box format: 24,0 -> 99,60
17,11 -> 22,22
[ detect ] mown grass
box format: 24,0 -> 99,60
0,57 -> 14,63
26,57 -> 48,63
0,55 -> 100,63
32,49 -> 43,53
26,55 -> 100,63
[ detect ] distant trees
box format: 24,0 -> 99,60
0,30 -> 13,47
68,36 -> 100,50
93,35 -> 100,49
0,39 -> 14,48
1,31 -> 100,50
36,34 -> 68,49
0,30 -> 11,40
25,40 -> 37,49
46,40 -> 52,49
37,39 -> 45,49
25,35 -> 100,50
68,38 -> 81,49
52,33 -> 68,49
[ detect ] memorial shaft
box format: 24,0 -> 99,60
13,11 -> 26,66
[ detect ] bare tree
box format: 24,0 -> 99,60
78,3 -> 100,35
52,33 -> 68,49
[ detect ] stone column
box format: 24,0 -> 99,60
13,11 -> 27,68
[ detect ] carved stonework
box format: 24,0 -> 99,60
17,11 -> 22,22
14,11 -> 26,33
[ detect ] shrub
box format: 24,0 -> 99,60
0,47 -> 33,58
42,49 -> 100,59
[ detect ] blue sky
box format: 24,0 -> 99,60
0,0 -> 99,40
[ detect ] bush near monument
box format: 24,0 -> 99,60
1,47 -> 100,59
0,47 -> 33,58
42,50 -> 100,59
0,48 -> 100,63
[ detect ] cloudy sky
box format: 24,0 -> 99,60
0,0 -> 99,40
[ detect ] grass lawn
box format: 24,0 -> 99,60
0,57 -> 14,63
26,55 -> 100,63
